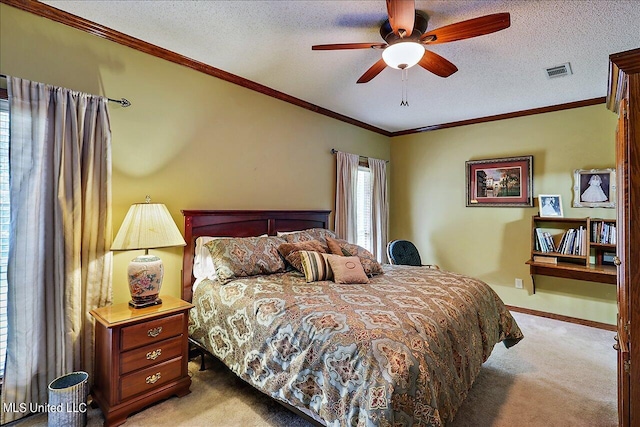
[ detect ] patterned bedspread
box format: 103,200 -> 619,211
189,265 -> 523,426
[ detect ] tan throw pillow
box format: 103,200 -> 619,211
277,240 -> 328,272
299,251 -> 333,283
326,236 -> 351,256
327,255 -> 369,284
325,237 -> 384,276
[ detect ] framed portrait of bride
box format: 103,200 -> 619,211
538,194 -> 563,217
573,168 -> 616,208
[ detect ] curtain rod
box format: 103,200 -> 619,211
0,74 -> 131,107
330,149 -> 389,163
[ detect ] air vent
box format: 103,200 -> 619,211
545,63 -> 572,79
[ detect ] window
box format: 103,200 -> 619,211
0,97 -> 9,378
356,165 -> 372,252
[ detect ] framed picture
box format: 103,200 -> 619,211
466,155 -> 533,207
573,168 -> 616,208
538,194 -> 564,217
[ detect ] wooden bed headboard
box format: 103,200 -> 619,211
181,210 -> 331,301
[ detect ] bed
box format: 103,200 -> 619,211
182,210 -> 523,426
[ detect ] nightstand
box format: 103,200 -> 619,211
90,295 -> 193,426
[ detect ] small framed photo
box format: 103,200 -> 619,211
573,168 -> 616,208
538,194 -> 564,217
465,155 -> 534,207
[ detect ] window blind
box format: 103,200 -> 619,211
0,99 -> 9,378
356,166 -> 372,252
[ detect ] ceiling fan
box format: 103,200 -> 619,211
312,0 -> 511,83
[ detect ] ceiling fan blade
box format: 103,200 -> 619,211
357,58 -> 388,83
386,0 -> 415,37
418,50 -> 458,77
312,42 -> 387,50
421,12 -> 510,44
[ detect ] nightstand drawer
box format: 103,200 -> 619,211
120,335 -> 183,375
120,357 -> 182,401
121,313 -> 184,351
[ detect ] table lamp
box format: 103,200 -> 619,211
111,196 -> 186,308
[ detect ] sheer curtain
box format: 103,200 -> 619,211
369,158 -> 388,263
1,77 -> 113,424
334,151 -> 359,242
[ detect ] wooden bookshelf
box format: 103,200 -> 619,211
526,216 -> 617,293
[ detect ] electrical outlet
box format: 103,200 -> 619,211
515,278 -> 524,289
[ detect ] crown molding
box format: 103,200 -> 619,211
1,0 -> 606,137
1,0 -> 391,136
390,97 -> 606,136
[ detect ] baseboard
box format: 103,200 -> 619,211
506,305 -> 617,331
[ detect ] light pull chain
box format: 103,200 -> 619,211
400,68 -> 409,107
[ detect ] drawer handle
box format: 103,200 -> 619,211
147,327 -> 163,338
146,373 -> 161,384
146,349 -> 162,360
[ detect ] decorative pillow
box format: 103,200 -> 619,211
204,235 -> 287,283
326,236 -> 351,256
327,255 -> 369,284
325,237 -> 384,276
193,235 -> 269,289
280,228 -> 336,244
277,240 -> 328,272
299,251 -> 333,283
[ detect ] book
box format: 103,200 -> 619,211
611,225 -> 617,244
557,231 -> 568,254
594,221 -> 617,245
576,226 -> 584,255
534,228 -> 561,253
534,255 -> 558,264
561,228 -> 575,254
535,228 -> 548,252
544,231 -> 557,252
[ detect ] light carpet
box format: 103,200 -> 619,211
12,312 -> 617,426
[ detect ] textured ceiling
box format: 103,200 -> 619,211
41,0 -> 640,133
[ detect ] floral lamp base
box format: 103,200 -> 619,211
128,254 -> 164,308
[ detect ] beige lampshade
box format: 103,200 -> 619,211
111,202 -> 186,251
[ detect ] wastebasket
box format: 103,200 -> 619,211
47,371 -> 89,427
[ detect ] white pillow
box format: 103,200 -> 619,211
193,236 -> 218,291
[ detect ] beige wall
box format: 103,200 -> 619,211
390,105 -> 618,324
0,5 -> 390,302
1,5 -> 618,324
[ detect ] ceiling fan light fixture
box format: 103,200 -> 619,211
382,42 -> 424,69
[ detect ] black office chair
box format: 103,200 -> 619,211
386,240 -> 439,269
